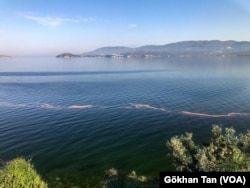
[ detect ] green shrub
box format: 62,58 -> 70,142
166,124 -> 250,172
0,157 -> 48,188
100,168 -> 158,188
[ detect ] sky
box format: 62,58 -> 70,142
0,0 -> 250,56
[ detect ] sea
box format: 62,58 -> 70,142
1,56 -> 250,187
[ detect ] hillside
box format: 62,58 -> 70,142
56,40 -> 250,58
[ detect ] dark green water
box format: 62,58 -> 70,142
1,56 -> 250,187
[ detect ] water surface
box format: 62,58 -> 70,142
1,56 -> 250,187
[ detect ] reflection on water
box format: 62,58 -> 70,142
0,56 -> 250,78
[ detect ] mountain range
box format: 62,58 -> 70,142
56,40 -> 250,58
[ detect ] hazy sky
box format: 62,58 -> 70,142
0,0 -> 250,56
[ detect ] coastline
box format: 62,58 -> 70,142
0,55 -> 12,59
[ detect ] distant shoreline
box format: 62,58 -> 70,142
0,55 -> 12,59
56,40 -> 250,59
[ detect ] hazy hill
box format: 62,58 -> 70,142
56,53 -> 81,58
56,40 -> 250,58
0,55 -> 12,59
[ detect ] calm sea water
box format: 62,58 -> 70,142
1,56 -> 250,187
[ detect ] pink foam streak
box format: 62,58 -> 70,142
68,105 -> 94,109
131,103 -> 166,112
181,111 -> 250,117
